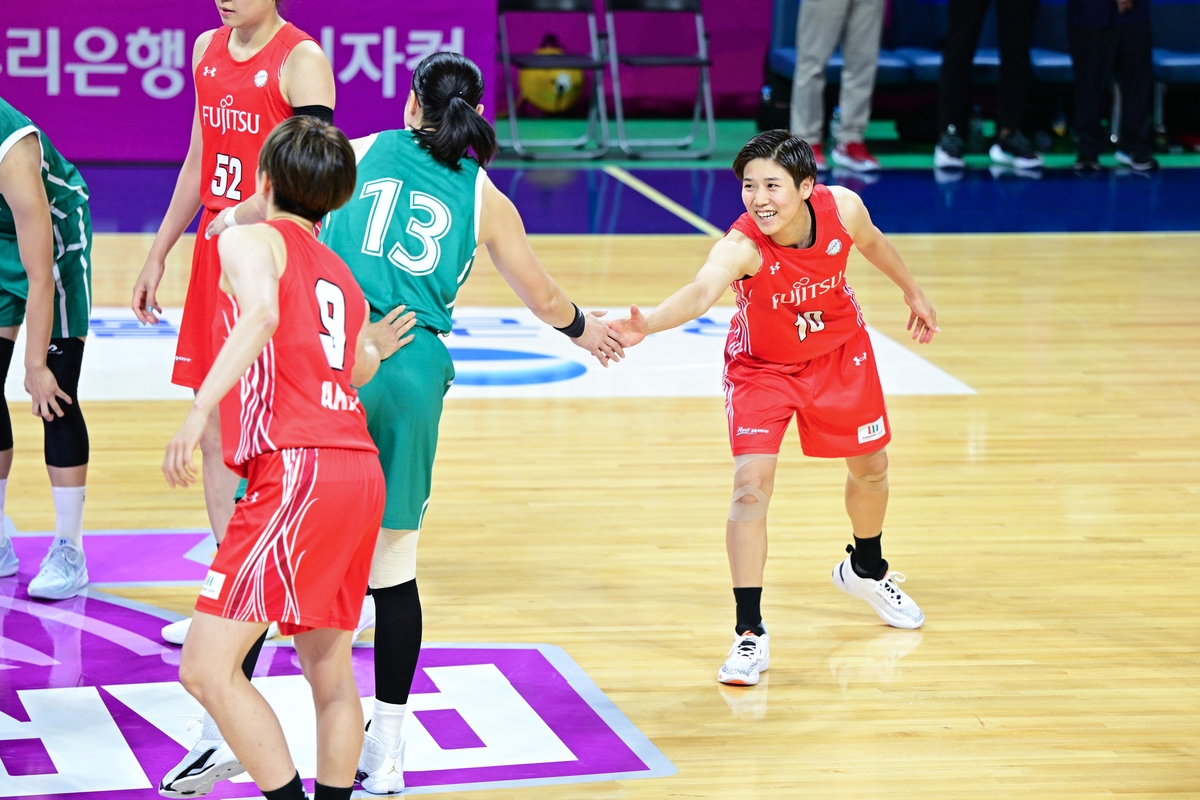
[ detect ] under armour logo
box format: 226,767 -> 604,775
769,262 -> 780,275
853,352 -> 867,366
203,67 -> 217,77
240,492 -> 259,504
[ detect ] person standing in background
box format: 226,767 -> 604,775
790,0 -> 887,172
933,0 -> 1044,170
1068,0 -> 1157,171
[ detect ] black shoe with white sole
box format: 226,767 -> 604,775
989,132 -> 1043,170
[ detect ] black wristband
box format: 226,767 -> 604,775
554,303 -> 587,338
293,104 -> 334,124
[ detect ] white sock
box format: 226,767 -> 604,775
0,478 -> 8,546
370,699 -> 406,751
51,486 -> 86,552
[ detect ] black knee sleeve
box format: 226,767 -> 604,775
43,338 -> 89,468
0,338 -> 13,451
372,579 -> 422,705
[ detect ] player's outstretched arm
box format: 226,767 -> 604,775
163,225 -> 281,487
0,133 -> 71,421
610,233 -> 759,348
831,185 -> 940,344
477,177 -> 625,366
135,31 -> 215,325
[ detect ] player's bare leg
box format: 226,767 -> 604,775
833,447 -> 924,628
719,454 -> 777,685
198,400 -> 239,544
178,613 -> 294,791
294,626 -> 362,791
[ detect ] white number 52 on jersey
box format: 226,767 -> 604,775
315,279 -> 346,370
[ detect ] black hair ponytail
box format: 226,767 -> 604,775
410,52 -> 498,169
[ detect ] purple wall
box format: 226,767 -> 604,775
504,2 -> 771,118
0,0 -> 495,163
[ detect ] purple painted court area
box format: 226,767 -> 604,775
0,576 -> 668,798
10,532 -> 212,585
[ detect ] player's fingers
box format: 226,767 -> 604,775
397,334 -> 415,349
383,305 -> 404,323
48,397 -> 65,418
590,309 -> 608,318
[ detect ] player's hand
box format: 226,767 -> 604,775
905,291 -> 940,344
607,304 -> 650,349
24,364 -> 71,421
205,206 -> 235,240
366,305 -> 417,360
163,407 -> 207,488
1115,0 -> 1133,12
132,258 -> 165,325
571,310 -> 626,367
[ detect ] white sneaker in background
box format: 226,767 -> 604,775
158,715 -> 245,797
27,541 -> 88,600
162,617 -> 191,645
0,536 -> 17,577
716,630 -> 770,686
831,549 -> 924,629
358,723 -> 405,795
354,594 -> 376,641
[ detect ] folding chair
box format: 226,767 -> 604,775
497,0 -> 610,159
606,0 -> 716,158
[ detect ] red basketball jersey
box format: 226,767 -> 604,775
725,184 -> 865,366
196,23 -> 315,211
215,220 -> 376,474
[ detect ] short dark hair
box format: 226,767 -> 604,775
258,116 -> 356,222
732,130 -> 817,188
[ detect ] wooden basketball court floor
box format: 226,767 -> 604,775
6,229 -> 1199,798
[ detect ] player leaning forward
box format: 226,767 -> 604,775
163,117 -> 386,800
0,98 -> 92,599
614,130 -> 939,686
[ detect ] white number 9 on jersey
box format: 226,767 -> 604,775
315,279 -> 346,370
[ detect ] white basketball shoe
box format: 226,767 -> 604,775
158,715 -> 245,797
717,630 -> 770,686
832,548 -> 924,629
358,723 -> 405,794
28,541 -> 88,600
0,535 -> 18,577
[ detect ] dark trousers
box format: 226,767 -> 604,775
1068,23 -> 1153,159
937,0 -> 1041,134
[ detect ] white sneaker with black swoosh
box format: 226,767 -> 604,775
158,715 -> 245,797
832,546 -> 924,629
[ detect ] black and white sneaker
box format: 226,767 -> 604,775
159,716 -> 245,797
989,132 -> 1043,170
1115,150 -> 1159,172
933,126 -> 965,169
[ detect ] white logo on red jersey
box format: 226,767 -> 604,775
769,261 -> 781,275
203,66 -> 217,77
853,352 -> 868,366
826,238 -> 843,256
736,427 -> 770,436
320,381 -> 361,412
200,570 -> 226,600
201,94 -> 262,136
771,272 -> 846,308
254,69 -> 268,87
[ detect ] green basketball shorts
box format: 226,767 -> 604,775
0,204 -> 92,338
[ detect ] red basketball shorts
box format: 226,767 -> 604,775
722,325 -> 890,459
195,447 -> 386,636
172,206 -> 222,390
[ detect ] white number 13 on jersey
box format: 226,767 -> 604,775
315,279 -> 346,370
358,177 -> 452,276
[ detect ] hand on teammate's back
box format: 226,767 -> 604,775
366,305 -> 417,360
571,310 -> 626,367
904,291 -> 940,344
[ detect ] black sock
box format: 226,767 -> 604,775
314,782 -> 352,800
241,630 -> 268,681
372,579 -> 422,705
732,587 -> 765,636
850,535 -> 888,581
261,772 -> 305,800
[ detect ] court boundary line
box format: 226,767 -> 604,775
602,166 -> 724,238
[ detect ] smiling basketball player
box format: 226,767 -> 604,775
611,129 -> 939,687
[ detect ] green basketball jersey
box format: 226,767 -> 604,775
320,129 -> 484,334
0,98 -> 89,238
